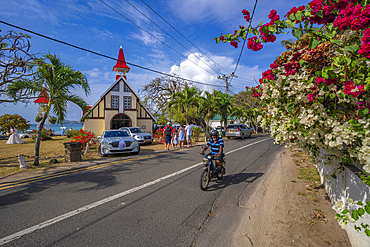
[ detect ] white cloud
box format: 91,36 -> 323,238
131,30 -> 164,46
167,52 -> 261,93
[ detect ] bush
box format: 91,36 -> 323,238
154,128 -> 164,144
0,113 -> 30,134
70,129 -> 96,150
31,128 -> 52,141
193,127 -> 202,141
65,129 -> 81,138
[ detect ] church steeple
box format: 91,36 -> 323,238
113,46 -> 130,80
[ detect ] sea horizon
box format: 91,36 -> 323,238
28,123 -> 84,135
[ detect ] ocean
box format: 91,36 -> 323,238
28,123 -> 84,135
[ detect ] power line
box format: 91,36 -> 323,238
140,0 -> 231,75
229,0 -> 259,85
124,0 -> 221,75
0,20 -> 224,88
98,0 -> 216,77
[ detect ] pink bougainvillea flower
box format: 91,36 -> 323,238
230,41 -> 239,48
247,36 -> 263,51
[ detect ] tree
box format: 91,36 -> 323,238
8,53 -> 90,165
233,88 -> 263,133
168,86 -> 199,123
213,90 -> 234,129
139,74 -> 192,121
0,30 -> 39,104
0,113 -> 30,134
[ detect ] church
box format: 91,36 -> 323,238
82,46 -> 156,136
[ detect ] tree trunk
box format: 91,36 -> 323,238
34,112 -> 48,166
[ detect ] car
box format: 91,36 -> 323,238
19,130 -> 34,139
225,124 -> 251,139
98,130 -> 140,157
119,127 -> 153,145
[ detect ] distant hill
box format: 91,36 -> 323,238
63,120 -> 81,124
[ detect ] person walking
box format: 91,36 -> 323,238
163,122 -> 172,150
185,122 -> 193,147
172,127 -> 178,148
6,126 -> 24,144
178,124 -> 185,148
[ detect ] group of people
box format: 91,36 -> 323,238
163,122 -> 193,151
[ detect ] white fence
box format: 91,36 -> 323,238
316,152 -> 370,247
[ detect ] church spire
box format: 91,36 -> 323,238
113,46 -> 130,80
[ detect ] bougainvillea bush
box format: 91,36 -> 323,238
31,128 -> 52,141
216,0 -> 370,236
154,128 -> 165,144
70,129 -> 96,150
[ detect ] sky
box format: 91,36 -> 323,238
0,0 -> 309,123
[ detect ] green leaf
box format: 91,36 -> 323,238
309,39 -> 320,49
359,208 -> 365,216
365,229 -> 370,237
331,40 -> 344,45
293,28 -> 303,39
261,25 -> 269,34
296,12 -> 303,22
367,201 -> 370,207
359,108 -> 369,118
289,13 -> 296,21
304,10 -> 313,17
355,225 -> 362,231
352,210 -> 360,220
358,201 -> 364,206
299,59 -> 305,66
344,44 -> 359,52
316,11 -> 323,18
342,209 -> 350,214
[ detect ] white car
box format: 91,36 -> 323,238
98,130 -> 140,157
225,124 -> 252,139
19,130 -> 34,138
119,127 -> 153,144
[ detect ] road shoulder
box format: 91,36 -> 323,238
231,148 -> 351,246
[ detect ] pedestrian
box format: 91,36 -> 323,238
6,126 -> 24,144
163,122 -> 172,150
178,124 -> 185,148
172,127 -> 178,148
185,122 -> 193,147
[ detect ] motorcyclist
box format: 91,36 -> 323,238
200,129 -> 225,174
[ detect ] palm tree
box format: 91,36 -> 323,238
213,90 -> 234,129
168,86 -> 199,123
8,53 -> 90,165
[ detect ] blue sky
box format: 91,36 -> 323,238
0,0 -> 309,123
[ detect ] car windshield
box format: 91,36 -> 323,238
104,131 -> 130,137
129,128 -> 145,133
227,125 -> 240,129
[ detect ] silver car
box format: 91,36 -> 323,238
98,130 -> 140,157
119,127 -> 153,145
225,124 -> 252,139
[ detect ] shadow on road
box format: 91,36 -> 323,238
204,172 -> 264,192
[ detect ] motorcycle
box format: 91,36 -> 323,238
200,150 -> 226,191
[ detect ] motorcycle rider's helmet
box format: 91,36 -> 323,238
210,129 -> 218,137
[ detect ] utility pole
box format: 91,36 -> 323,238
217,73 -> 237,132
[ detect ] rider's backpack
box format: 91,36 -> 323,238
165,126 -> 172,136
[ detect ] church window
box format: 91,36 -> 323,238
112,83 -> 119,92
124,84 -> 131,92
111,96 -> 119,109
124,97 -> 131,109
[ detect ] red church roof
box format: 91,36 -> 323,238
113,46 -> 130,72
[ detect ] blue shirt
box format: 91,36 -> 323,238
206,137 -> 224,154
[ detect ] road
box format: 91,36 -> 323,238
0,135 -> 283,246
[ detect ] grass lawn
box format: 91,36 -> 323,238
0,135 -> 206,178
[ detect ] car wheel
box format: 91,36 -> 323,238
147,142 -> 153,145
242,134 -> 245,140
249,132 -> 252,138
130,145 -> 141,155
98,144 -> 107,157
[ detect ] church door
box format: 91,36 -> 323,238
111,114 -> 131,129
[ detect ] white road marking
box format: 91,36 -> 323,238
0,138 -> 271,245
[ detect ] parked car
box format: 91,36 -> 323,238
225,124 -> 251,139
19,130 -> 34,139
119,127 -> 153,144
98,130 -> 140,157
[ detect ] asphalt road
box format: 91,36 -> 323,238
0,134 -> 283,247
